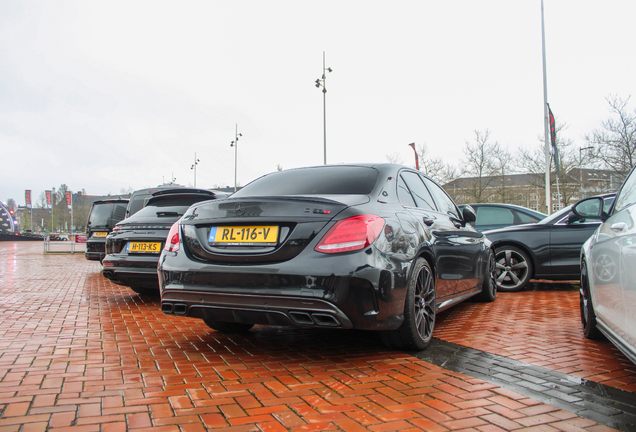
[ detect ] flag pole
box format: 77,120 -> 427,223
541,0 -> 551,214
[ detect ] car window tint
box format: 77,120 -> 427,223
113,204 -> 127,220
400,172 -> 436,211
397,176 -> 416,207
88,204 -> 114,226
233,166 -> 378,196
613,170 -> 636,213
476,207 -> 514,226
516,211 -> 540,224
133,204 -> 192,218
422,176 -> 459,218
128,196 -> 149,216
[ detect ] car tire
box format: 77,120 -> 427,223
380,258 -> 436,351
580,260 -> 604,340
204,318 -> 254,334
474,248 -> 497,302
128,285 -> 159,296
494,246 -> 533,292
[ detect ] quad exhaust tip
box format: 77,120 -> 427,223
161,302 -> 188,315
161,303 -> 341,327
289,311 -> 340,327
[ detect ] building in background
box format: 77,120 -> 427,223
444,168 -> 620,213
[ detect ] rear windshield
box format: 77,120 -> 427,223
133,198 -> 210,218
88,204 -> 114,226
233,166 -> 379,197
127,195 -> 151,217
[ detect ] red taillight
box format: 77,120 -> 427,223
164,222 -> 181,252
315,215 -> 385,254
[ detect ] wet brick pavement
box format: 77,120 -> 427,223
0,242 -> 635,431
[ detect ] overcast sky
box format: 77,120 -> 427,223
1,1 -> 635,206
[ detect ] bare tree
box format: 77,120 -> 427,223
385,152 -> 404,165
384,144 -> 458,186
585,95 -> 636,180
518,121 -> 585,209
416,143 -> 458,185
460,129 -> 503,202
489,146 -> 517,203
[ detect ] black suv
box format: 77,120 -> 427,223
85,198 -> 129,261
125,185 -> 185,219
102,189 -> 228,294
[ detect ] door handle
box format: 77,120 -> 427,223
611,222 -> 627,232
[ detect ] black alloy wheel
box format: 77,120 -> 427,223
494,246 -> 533,292
381,258 -> 436,350
580,260 -> 604,340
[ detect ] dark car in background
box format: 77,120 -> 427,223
459,203 -> 546,232
125,185 -> 184,219
102,189 -> 228,294
85,198 -> 128,261
577,167 -> 636,365
484,194 -> 615,292
158,164 -> 497,351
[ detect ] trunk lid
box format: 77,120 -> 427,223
181,196 -> 366,264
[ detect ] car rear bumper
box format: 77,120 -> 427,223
158,249 -> 410,331
85,251 -> 104,261
102,254 -> 161,288
161,289 -> 354,328
85,240 -> 106,261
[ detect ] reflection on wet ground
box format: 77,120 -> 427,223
0,242 -> 633,431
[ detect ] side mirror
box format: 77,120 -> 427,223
572,197 -> 604,221
462,205 -> 477,223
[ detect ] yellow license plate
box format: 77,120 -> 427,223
93,232 -> 108,237
209,226 -> 279,245
127,242 -> 162,253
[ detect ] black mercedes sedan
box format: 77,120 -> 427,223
484,193 -> 615,292
158,164 -> 496,350
102,189 -> 228,295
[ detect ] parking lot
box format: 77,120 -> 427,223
1,242 -> 635,431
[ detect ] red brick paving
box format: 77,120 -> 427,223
434,287 -> 636,392
0,242 -> 629,431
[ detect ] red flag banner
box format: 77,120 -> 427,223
45,190 -> 52,209
408,143 -> 419,170
25,190 -> 32,209
548,104 -> 559,175
66,191 -> 72,209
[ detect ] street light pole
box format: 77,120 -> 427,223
315,52 -> 332,165
541,0 -> 551,214
230,124 -> 242,192
191,152 -> 200,187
